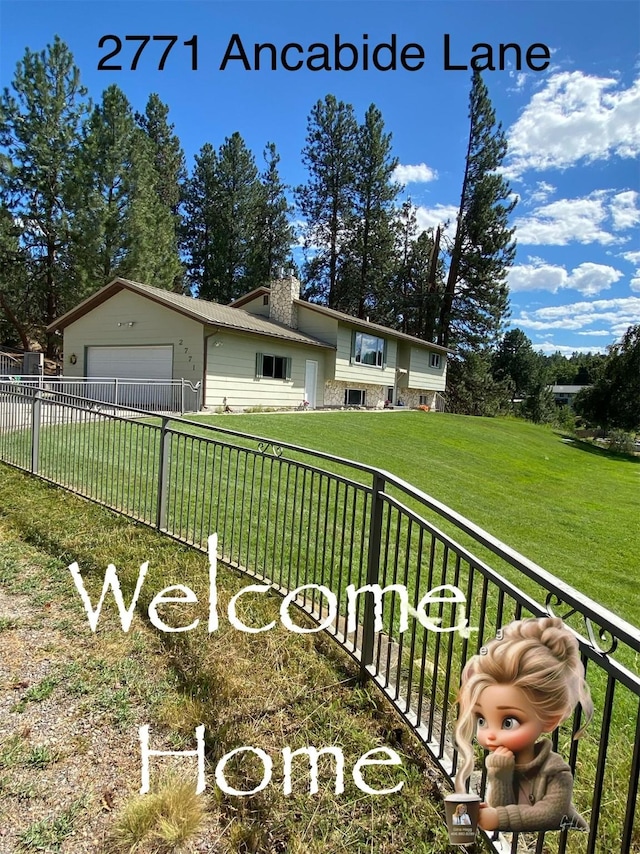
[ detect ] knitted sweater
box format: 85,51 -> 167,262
485,739 -> 588,832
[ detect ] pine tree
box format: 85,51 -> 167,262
246,142 -> 294,289
295,95 -> 358,306
575,325 -> 640,433
0,205 -> 30,349
136,93 -> 186,214
437,71 -> 516,350
0,36 -> 89,354
136,94 -> 186,291
72,85 -> 181,291
492,328 -> 540,401
208,132 -> 261,303
337,104 -> 401,317
181,143 -> 218,298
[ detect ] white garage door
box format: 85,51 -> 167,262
86,345 -> 173,380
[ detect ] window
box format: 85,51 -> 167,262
262,294 -> 269,306
419,395 -> 430,406
352,332 -> 385,367
255,353 -> 292,380
429,353 -> 441,369
345,388 -> 366,406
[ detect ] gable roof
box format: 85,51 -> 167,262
47,278 -> 334,350
231,286 -> 453,354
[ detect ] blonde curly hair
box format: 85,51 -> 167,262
454,617 -> 593,793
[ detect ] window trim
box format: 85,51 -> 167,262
351,330 -> 386,368
429,353 -> 441,369
255,352 -> 292,381
344,388 -> 366,406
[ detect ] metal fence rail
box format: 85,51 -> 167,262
4,375 -> 202,414
0,383 -> 638,854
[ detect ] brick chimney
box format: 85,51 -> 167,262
269,271 -> 300,329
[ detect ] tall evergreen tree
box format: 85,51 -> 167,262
136,93 -> 186,214
437,71 -> 516,350
246,142 -> 294,288
378,202 -> 445,341
492,328 -> 540,401
136,94 -> 186,291
0,36 -> 89,354
207,132 -> 261,303
337,104 -> 401,317
295,95 -> 358,307
574,325 -> 640,433
72,85 -> 181,291
0,205 -> 30,349
181,143 -> 218,298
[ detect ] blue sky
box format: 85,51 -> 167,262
1,0 -> 638,355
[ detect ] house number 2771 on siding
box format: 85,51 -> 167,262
97,35 -> 198,71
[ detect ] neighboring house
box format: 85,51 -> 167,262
551,385 -> 588,407
48,275 -> 450,411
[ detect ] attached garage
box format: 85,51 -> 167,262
86,345 -> 173,380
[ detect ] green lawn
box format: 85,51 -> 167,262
188,410 -> 640,628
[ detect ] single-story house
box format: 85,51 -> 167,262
48,275 -> 451,411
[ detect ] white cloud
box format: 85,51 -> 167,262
610,190 -> 640,230
393,163 -> 438,184
414,204 -> 459,232
508,260 -> 622,296
514,195 -> 615,246
509,262 -> 567,293
504,72 -> 640,179
527,181 -> 556,205
620,248 -> 640,292
568,263 -> 623,296
515,190 -> 638,247
531,342 -> 609,355
514,296 -> 640,337
507,71 -> 529,93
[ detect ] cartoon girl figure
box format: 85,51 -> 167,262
454,617 -> 593,833
453,803 -> 472,825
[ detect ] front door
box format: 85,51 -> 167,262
304,360 -> 318,409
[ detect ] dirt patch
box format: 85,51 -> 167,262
0,536 -> 221,853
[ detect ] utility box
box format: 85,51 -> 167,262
22,352 -> 44,375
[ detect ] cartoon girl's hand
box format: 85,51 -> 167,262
492,746 -> 514,759
478,804 -> 499,831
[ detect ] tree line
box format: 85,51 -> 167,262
4,36 -> 634,432
0,36 -> 514,359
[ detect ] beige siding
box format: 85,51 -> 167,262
205,331 -> 325,410
62,290 -> 204,381
407,346 -> 447,392
234,294 -> 270,317
334,325 -> 397,386
296,305 -> 338,345
296,306 -> 338,379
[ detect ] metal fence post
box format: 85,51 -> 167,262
156,417 -> 171,531
30,388 -> 41,474
114,377 -> 119,407
360,471 -> 385,682
180,378 -> 185,415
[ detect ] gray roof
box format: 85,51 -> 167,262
48,278 -> 334,350
551,385 -> 589,394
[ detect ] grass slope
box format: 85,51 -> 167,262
0,467 -> 451,854
193,411 -> 640,627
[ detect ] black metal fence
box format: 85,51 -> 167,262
0,383 -> 638,854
